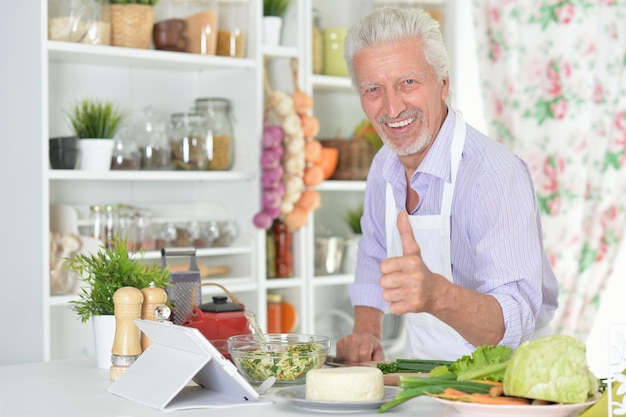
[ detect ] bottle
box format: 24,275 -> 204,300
272,218 -> 293,278
169,112 -> 209,170
216,0 -> 249,58
312,8 -> 323,74
194,98 -> 235,170
266,292 -> 283,334
89,204 -> 105,242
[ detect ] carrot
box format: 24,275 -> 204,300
488,385 -> 505,397
463,393 -> 531,405
443,387 -> 471,397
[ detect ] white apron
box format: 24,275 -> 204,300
385,112 -> 552,360
385,112 -> 469,360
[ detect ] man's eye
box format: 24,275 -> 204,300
405,79 -> 415,85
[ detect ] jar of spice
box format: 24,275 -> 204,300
266,292 -> 283,333
169,112 -> 209,170
272,218 -> 293,278
194,98 -> 234,170
138,107 -> 171,170
180,0 -> 219,55
216,0 -> 248,58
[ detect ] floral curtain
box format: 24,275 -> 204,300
470,1 -> 626,340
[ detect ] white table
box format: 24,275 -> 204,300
0,359 -> 450,417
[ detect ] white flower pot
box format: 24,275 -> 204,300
92,315 -> 115,369
79,138 -> 113,171
262,16 -> 283,46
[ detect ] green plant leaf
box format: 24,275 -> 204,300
65,235 -> 170,323
263,0 -> 292,17
67,98 -> 126,139
345,205 -> 363,235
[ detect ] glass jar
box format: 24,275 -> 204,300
194,98 -> 234,170
111,126 -> 141,170
133,208 -> 156,251
180,0 -> 219,55
311,7 -> 323,74
137,107 -> 171,170
48,0 -> 111,45
266,292 -> 283,333
153,0 -> 187,52
89,204 -> 105,241
216,0 -> 248,58
169,112 -> 209,170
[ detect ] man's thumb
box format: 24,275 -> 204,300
397,211 -> 420,256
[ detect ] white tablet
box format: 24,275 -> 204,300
108,319 -> 261,411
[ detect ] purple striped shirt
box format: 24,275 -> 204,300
348,110 -> 559,349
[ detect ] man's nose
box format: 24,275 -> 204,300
383,90 -> 406,118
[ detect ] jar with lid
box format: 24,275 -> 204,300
111,126 -> 141,170
194,98 -> 234,170
48,0 -> 111,45
179,0 -> 219,55
137,107 -> 171,170
216,0 -> 248,58
169,112 -> 209,170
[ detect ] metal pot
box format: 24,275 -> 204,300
315,237 -> 345,275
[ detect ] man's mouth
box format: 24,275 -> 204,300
386,117 -> 416,128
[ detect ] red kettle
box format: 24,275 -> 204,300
181,282 -> 252,343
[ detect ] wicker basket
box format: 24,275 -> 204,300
321,138 -> 377,180
110,4 -> 154,49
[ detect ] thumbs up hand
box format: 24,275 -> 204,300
379,211 -> 439,315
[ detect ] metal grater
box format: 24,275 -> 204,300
161,248 -> 202,325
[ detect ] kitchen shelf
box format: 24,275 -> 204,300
317,180 -> 367,192
313,274 -> 355,286
48,41 -> 256,71
312,74 -> 353,91
48,169 -> 254,182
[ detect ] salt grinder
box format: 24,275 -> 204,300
140,283 -> 168,351
110,286 -> 144,382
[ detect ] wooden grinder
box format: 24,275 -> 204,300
110,286 -> 144,382
140,284 -> 168,351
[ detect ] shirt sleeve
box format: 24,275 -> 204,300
347,147 -> 391,313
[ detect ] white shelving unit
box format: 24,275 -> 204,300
0,0 -> 452,365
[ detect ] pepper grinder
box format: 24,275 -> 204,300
140,283 -> 169,351
110,286 -> 144,382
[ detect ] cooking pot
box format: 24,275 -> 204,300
181,282 -> 251,341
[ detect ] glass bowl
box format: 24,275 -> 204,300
227,333 -> 330,386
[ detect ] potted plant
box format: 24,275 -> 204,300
262,0 -> 292,46
65,235 -> 170,368
68,97 -> 126,171
109,0 -> 160,49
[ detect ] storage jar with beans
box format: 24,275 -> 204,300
169,112 -> 209,170
194,98 -> 234,170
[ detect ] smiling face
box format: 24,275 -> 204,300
354,37 -> 449,167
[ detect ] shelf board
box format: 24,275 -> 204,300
138,245 -> 252,260
47,41 -> 256,71
312,74 -> 354,91
265,277 -> 305,289
262,45 -> 299,59
48,169 -> 254,182
317,180 -> 366,192
313,274 -> 354,286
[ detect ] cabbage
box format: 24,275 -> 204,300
503,335 -> 599,403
